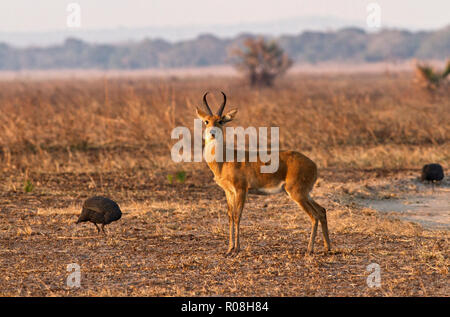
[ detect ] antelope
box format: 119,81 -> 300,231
196,92 -> 331,256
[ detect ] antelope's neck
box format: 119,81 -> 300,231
204,139 -> 224,177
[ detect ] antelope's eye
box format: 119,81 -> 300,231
204,120 -> 209,125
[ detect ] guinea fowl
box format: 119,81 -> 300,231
421,164 -> 444,183
76,196 -> 122,234
421,163 -> 444,192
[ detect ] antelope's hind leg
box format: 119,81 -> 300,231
310,199 -> 331,252
285,186 -> 326,254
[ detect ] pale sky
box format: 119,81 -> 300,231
1,0 -> 449,32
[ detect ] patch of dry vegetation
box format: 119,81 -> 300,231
1,73 -> 448,174
0,73 -> 448,296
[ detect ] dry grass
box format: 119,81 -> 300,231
0,72 -> 448,296
1,73 -> 448,173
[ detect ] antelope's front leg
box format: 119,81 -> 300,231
225,190 -> 235,256
232,189 -> 247,255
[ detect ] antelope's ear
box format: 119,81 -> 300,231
221,109 -> 238,123
196,107 -> 209,121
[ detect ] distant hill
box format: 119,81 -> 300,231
0,16 -> 367,47
0,26 -> 448,70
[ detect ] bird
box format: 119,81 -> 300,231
421,163 -> 444,183
421,163 -> 444,192
76,196 -> 122,234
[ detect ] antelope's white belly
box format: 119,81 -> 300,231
251,181 -> 286,195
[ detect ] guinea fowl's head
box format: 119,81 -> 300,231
75,214 -> 87,224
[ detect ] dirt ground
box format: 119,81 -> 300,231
0,165 -> 448,296
0,73 -> 448,296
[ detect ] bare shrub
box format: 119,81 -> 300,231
415,60 -> 450,90
230,37 -> 293,87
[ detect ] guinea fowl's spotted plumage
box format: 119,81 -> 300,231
421,164 -> 444,182
76,196 -> 122,234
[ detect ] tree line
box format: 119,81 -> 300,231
0,26 -> 448,70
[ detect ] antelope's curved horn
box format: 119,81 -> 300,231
217,91 -> 227,116
202,92 -> 213,115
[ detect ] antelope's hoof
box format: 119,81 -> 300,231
225,248 -> 241,257
225,248 -> 234,257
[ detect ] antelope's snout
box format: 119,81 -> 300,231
205,126 -> 221,141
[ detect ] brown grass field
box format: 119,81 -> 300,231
0,72 -> 448,296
